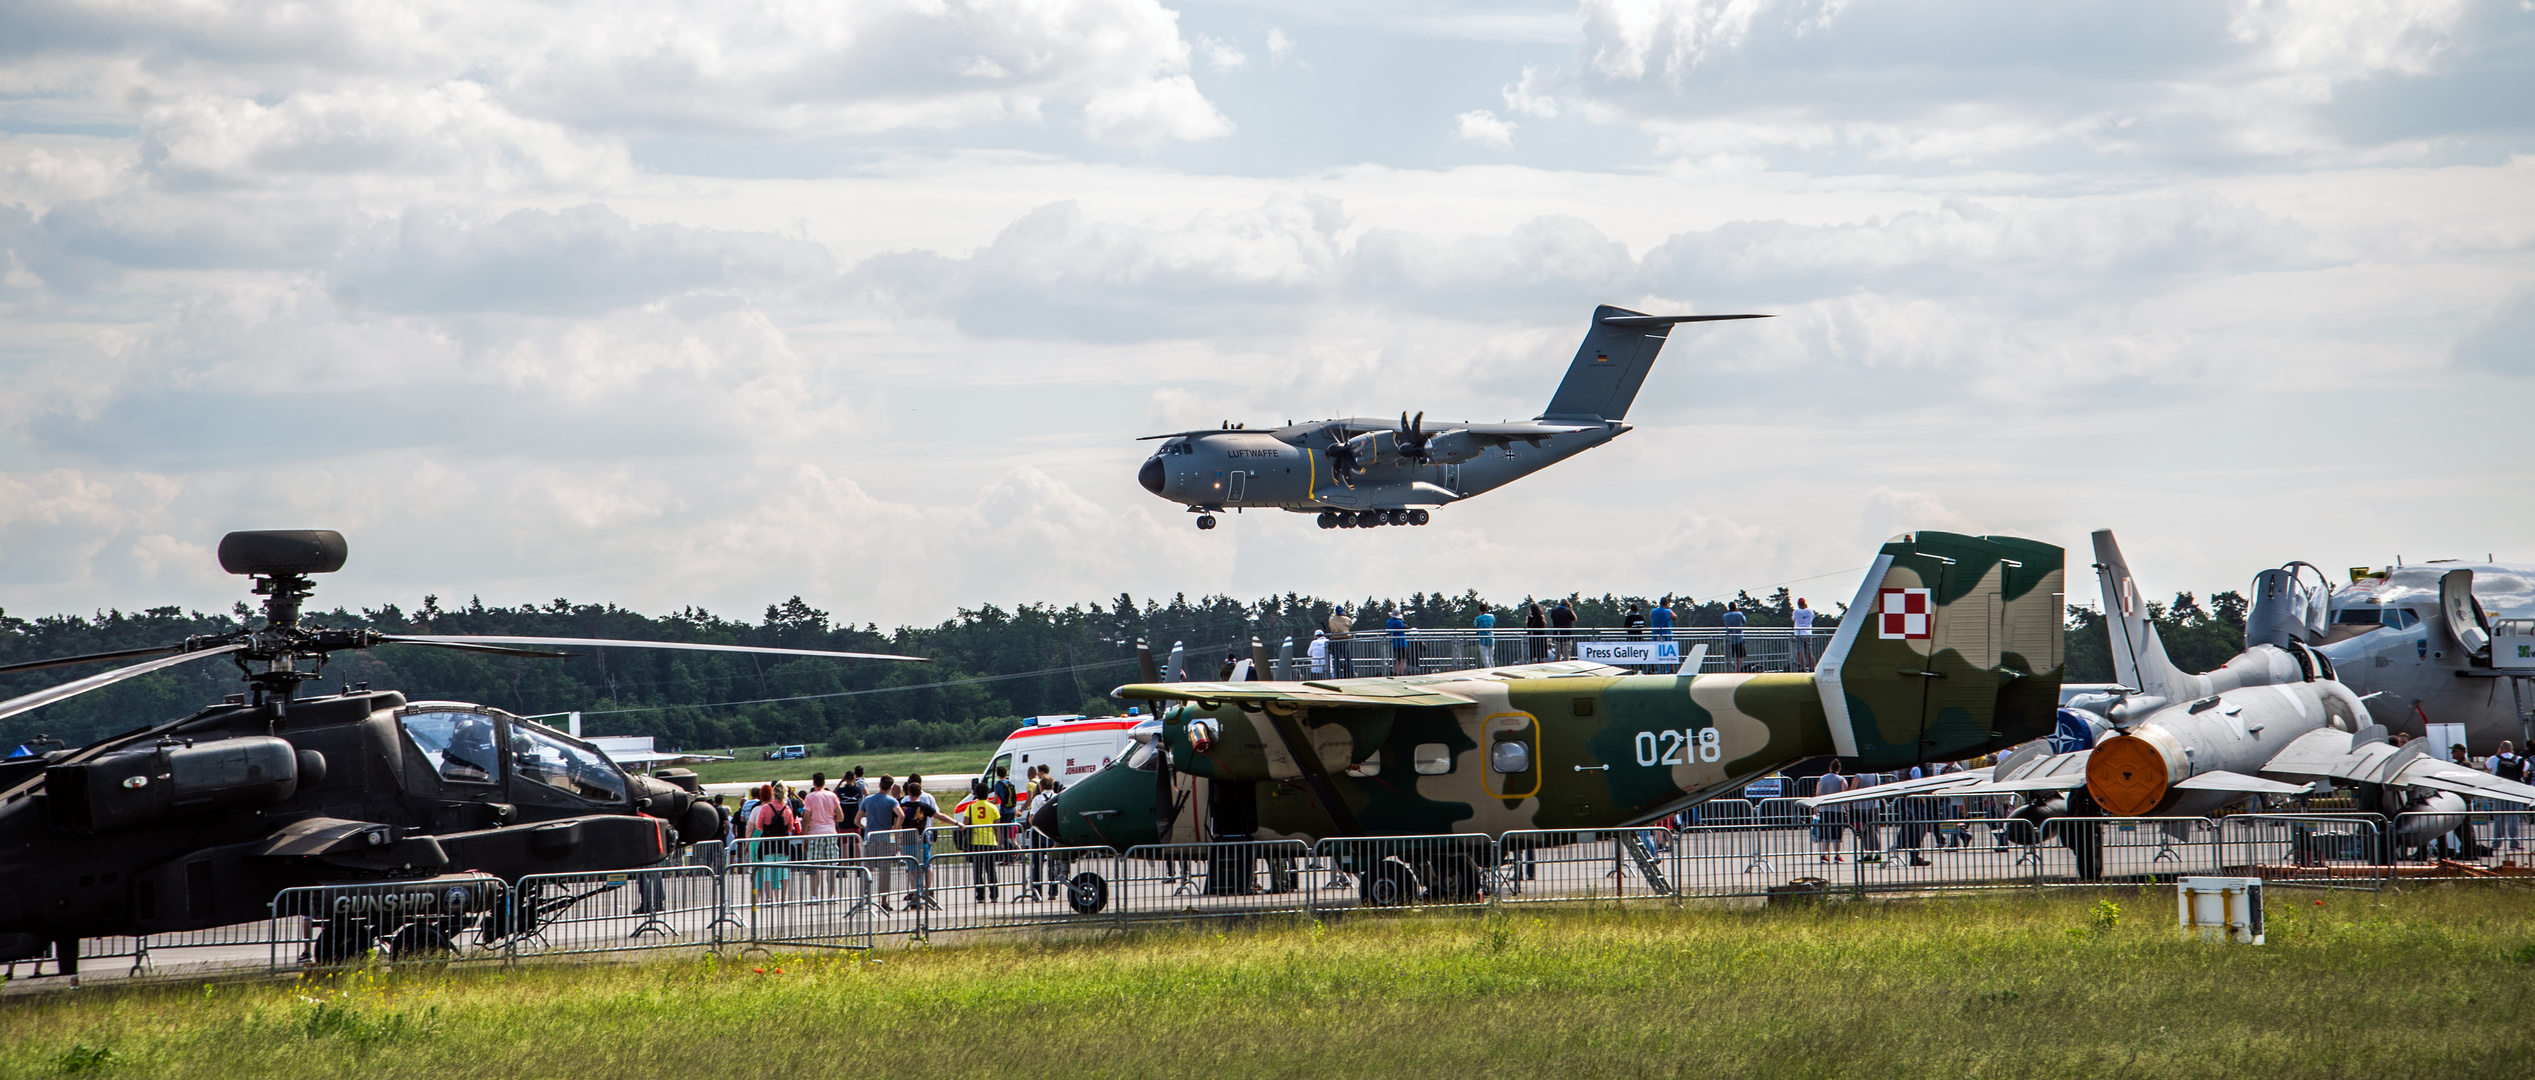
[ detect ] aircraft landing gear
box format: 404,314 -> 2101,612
1196,515 -> 1216,530
1408,509 -> 1430,526
1317,512 -> 1338,529
1338,512 -> 1359,529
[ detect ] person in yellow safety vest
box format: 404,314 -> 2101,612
964,779 -> 1003,904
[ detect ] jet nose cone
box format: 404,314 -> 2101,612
1137,456 -> 1166,496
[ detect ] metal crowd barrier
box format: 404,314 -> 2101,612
1107,840 -> 1323,920
734,862 -> 877,952
506,865 -> 728,958
2220,815 -> 2387,891
268,874 -> 509,970
1316,834 -> 1496,910
1493,830 -> 1673,904
2031,817 -> 2222,887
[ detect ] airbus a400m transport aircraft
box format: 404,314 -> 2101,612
1030,531 -> 2067,891
0,530 -> 928,977
1135,304 -> 1767,530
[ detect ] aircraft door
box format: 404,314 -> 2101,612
1228,470 -> 1248,501
2440,570 -> 2491,657
1482,713 -> 1539,799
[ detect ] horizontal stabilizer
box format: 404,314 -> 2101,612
2171,770 -> 2313,795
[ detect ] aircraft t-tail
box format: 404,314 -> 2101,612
1806,529 -> 2535,875
1033,532 -> 2068,896
1136,304 -> 1767,530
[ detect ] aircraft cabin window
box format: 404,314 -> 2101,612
1344,751 -> 1381,777
511,725 -> 628,804
1491,741 -> 1530,774
1412,743 -> 1453,775
400,710 -> 502,784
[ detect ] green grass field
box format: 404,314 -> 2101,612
683,744 -> 999,787
7,887 -> 2534,1078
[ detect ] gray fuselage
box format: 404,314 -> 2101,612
1139,418 -> 1626,514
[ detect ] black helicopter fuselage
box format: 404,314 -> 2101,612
0,688 -> 705,964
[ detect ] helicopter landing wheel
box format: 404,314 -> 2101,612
1408,509 -> 1430,526
1196,515 -> 1216,530
1317,512 -> 1338,529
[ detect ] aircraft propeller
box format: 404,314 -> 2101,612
1396,411 -> 1432,462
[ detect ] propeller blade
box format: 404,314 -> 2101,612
0,644 -> 249,725
386,635 -> 931,663
375,638 -> 579,659
0,644 -> 187,677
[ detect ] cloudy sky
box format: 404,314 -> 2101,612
4,0 -> 2532,629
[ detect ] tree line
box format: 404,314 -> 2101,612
2,582 -> 2242,755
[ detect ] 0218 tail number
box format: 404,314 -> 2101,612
1633,728 -> 1720,767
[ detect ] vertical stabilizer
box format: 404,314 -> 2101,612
1814,532 -> 2065,767
2091,529 -> 2188,699
1539,305 -> 1768,421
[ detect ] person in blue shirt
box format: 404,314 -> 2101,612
1473,610 -> 1497,668
1722,602 -> 1748,669
1649,596 -> 1676,641
1386,609 -> 1410,675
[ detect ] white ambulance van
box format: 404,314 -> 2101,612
979,712 -> 1148,789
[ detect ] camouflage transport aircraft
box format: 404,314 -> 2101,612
1036,532 -> 2067,890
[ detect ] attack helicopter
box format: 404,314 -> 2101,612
0,530 -> 927,976
1027,530 -> 2068,904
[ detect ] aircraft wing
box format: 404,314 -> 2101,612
2257,729 -> 2535,802
1113,680 -> 1477,709
2170,770 -> 2314,795
1955,750 -> 2094,795
1112,661 -> 1632,710
1803,770 -> 1985,808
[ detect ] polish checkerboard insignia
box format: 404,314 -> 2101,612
1878,588 -> 1932,639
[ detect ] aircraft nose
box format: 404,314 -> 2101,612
1138,456 -> 1166,495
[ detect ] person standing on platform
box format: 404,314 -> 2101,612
1525,602 -> 1549,662
1624,602 -> 1647,640
1473,609 -> 1497,668
1550,599 -> 1577,660
1791,597 -> 1817,671
1722,602 -> 1748,670
1308,629 -> 1330,676
1328,604 -> 1356,677
1386,608 -> 1411,675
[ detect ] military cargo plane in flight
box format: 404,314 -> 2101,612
2245,556 -> 2535,752
1031,531 -> 2069,889
1135,304 -> 1767,529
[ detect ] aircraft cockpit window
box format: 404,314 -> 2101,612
2389,608 -> 2420,630
2333,607 -> 2381,626
511,725 -> 628,804
400,710 -> 503,785
1412,743 -> 1453,775
1124,739 -> 1164,771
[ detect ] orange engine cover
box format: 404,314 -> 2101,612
2085,733 -> 2174,816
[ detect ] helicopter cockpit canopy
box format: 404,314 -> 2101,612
400,708 -> 504,784
511,723 -> 627,804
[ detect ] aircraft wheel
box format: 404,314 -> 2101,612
1196,515 -> 1216,530
1066,871 -> 1110,914
309,915 -> 378,965
1318,512 -> 1338,529
388,918 -> 457,958
1387,509 -> 1407,526
1408,509 -> 1430,526
1337,512 -> 1358,529
1361,859 -> 1418,906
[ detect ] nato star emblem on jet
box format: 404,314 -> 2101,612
1135,304 -> 1767,530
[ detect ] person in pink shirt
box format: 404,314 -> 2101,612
801,773 -> 845,899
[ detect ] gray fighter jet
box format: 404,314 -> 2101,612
2247,556 -> 2535,752
1134,305 -> 1766,529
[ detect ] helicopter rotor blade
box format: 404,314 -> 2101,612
386,636 -> 932,663
372,638 -> 579,659
0,644 -> 249,725
0,644 -> 187,677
